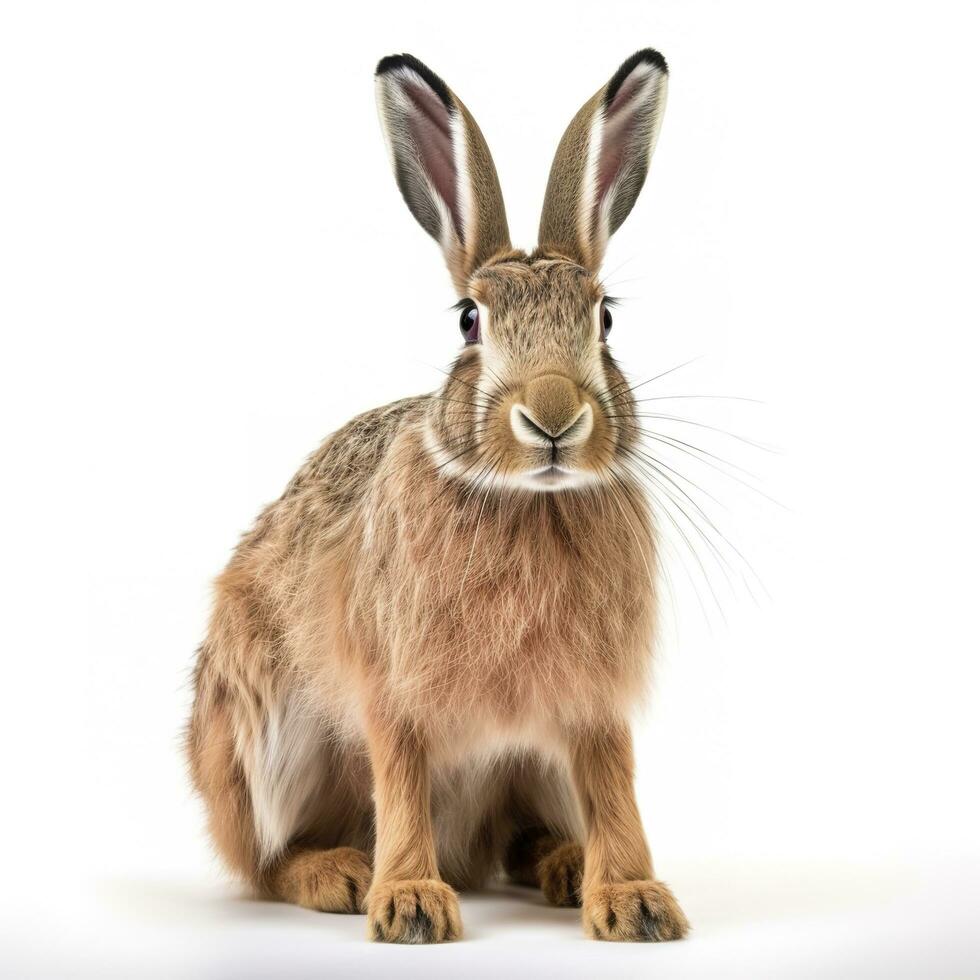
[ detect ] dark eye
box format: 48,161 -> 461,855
459,302 -> 480,344
600,300 -> 613,340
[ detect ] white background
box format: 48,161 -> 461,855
2,1 -> 979,977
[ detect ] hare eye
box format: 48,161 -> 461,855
600,300 -> 613,340
459,303 -> 480,344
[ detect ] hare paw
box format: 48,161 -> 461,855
584,879 -> 689,942
367,879 -> 462,944
538,842 -> 584,907
273,847 -> 372,913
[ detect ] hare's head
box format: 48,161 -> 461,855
376,51 -> 668,491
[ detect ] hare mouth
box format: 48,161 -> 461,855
524,464 -> 579,488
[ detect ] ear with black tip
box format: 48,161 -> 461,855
375,54 -> 512,294
538,49 -> 669,271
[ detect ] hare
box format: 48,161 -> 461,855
187,48 -> 689,944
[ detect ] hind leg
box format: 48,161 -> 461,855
505,827 -> 584,907
187,664 -> 265,890
189,686 -> 373,913
189,682 -> 374,914
189,642 -> 375,914
267,846 -> 372,912
501,757 -> 585,908
263,732 -> 376,912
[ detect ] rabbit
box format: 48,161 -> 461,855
187,48 -> 689,944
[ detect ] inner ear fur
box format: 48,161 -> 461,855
538,49 -> 669,272
376,53 -> 511,294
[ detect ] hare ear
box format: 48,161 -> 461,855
376,54 -> 511,294
538,49 -> 668,272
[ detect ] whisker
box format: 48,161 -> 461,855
626,426 -> 767,484
621,448 -> 741,585
614,464 -> 723,623
601,356 -> 704,402
609,412 -> 780,453
641,430 -> 786,510
630,394 -> 765,405
620,445 -> 768,601
430,364 -> 497,401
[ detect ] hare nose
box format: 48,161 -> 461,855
510,375 -> 593,447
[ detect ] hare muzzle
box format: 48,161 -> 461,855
511,374 -> 593,447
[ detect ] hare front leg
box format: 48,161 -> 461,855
568,721 -> 689,942
364,715 -> 461,943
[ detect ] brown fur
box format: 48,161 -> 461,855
270,847 -> 372,912
539,843 -> 586,907
505,829 -> 586,907
187,49 -> 686,944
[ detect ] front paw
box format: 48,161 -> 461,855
584,880 -> 689,942
367,879 -> 462,943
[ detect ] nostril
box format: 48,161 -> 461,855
510,403 -> 593,447
556,404 -> 593,445
511,405 -> 555,445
